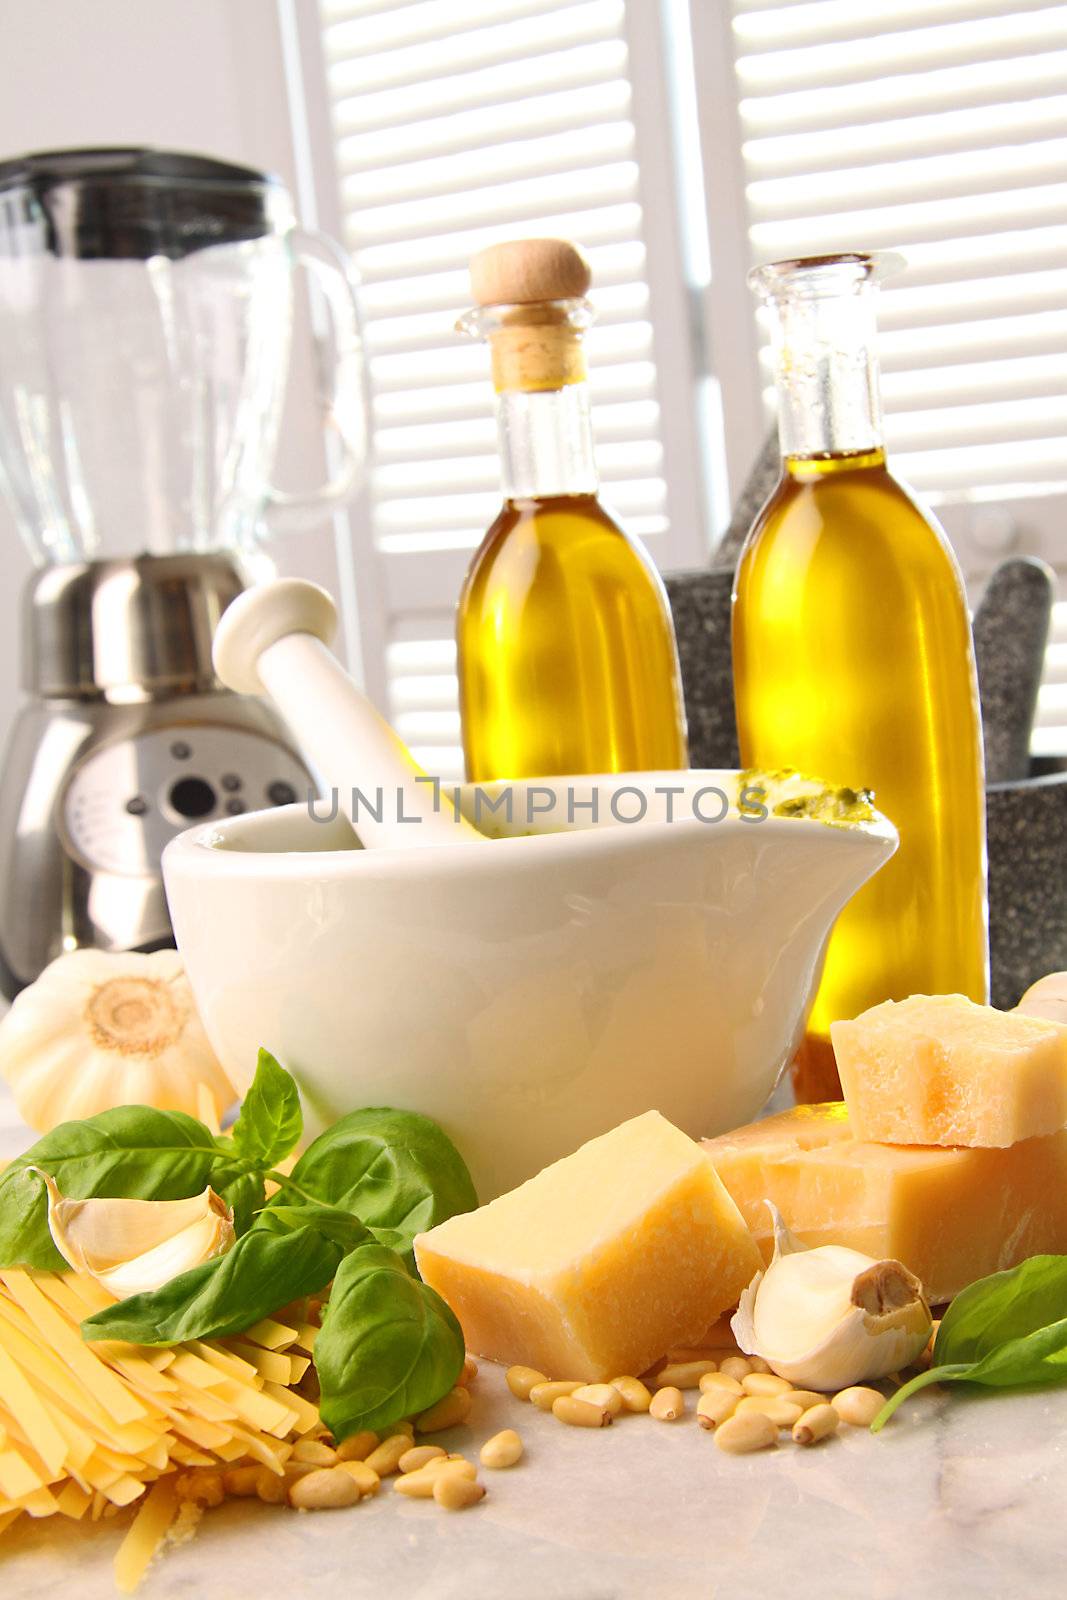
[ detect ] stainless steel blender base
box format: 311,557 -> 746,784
0,692 -> 310,996
0,554 -> 314,997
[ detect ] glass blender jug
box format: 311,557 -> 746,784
0,148 -> 368,995
0,146 -> 365,561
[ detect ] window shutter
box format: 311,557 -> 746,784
729,0 -> 1067,511
318,0 -> 704,778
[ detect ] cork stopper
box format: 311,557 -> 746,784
468,239 -> 593,393
470,238 -> 592,307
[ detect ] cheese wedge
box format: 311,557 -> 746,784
831,993 -> 1067,1147
414,1110 -> 761,1381
703,1103 -> 1067,1303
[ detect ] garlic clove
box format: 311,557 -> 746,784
35,1171 -> 235,1299
731,1201 -> 932,1393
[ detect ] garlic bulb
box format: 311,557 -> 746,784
731,1204 -> 932,1392
0,949 -> 235,1132
1017,971 -> 1067,1026
37,1171 -> 235,1298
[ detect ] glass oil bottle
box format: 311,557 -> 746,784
732,253 -> 989,1102
455,239 -> 688,782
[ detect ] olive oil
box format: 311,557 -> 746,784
459,491 -> 686,779
732,256 -> 988,1101
456,239 -> 687,782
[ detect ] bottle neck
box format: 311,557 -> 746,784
767,280 -> 885,460
495,384 -> 599,500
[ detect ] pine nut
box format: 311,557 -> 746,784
747,1356 -> 772,1374
336,1430 -> 378,1462
530,1380 -> 582,1411
706,1347 -> 742,1365
714,1411 -> 778,1454
507,1365 -> 549,1401
552,1394 -> 611,1428
572,1383 -> 623,1418
222,1466 -> 261,1497
718,1356 -> 752,1382
417,1386 -> 472,1432
254,1469 -> 288,1504
292,1439 -> 338,1465
288,1467 -> 361,1510
741,1373 -> 793,1398
461,1356 -> 479,1385
403,1455 -> 476,1484
700,1371 -> 743,1396
338,1461 -> 380,1496
696,1390 -> 738,1430
394,1469 -> 438,1498
480,1429 -> 524,1469
399,1445 -> 446,1474
433,1473 -> 486,1511
610,1375 -> 652,1413
394,1457 -> 476,1496
832,1387 -> 884,1427
393,1420 -> 416,1437
649,1386 -> 685,1421
793,1403 -> 840,1446
736,1396 -> 803,1428
656,1360 -> 716,1390
784,1390 -> 827,1412
365,1434 -> 412,1477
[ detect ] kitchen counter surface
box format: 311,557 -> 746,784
2,1088 -> 1065,1600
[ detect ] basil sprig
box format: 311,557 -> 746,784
0,1048 -> 477,1438
873,1255 -> 1067,1431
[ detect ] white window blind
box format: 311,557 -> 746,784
317,0 -> 705,778
730,0 -> 1067,511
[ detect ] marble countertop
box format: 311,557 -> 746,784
2,1088 -> 1065,1600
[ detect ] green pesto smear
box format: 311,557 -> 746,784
739,767 -> 876,828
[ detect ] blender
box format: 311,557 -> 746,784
0,148 -> 367,996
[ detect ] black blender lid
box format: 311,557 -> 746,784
0,147 -> 283,191
0,146 -> 293,259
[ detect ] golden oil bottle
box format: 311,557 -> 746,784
456,239 -> 688,782
732,254 -> 988,1101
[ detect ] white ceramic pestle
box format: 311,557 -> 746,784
212,578 -> 483,849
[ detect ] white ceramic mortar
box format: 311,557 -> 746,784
164,773 -> 895,1199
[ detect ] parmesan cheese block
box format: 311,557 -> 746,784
704,1103 -> 1067,1303
414,1111 -> 761,1381
831,993 -> 1067,1147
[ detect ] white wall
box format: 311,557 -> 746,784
0,0 -> 357,753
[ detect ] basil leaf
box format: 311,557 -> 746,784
214,1169 -> 266,1237
964,1317 -> 1067,1388
258,1204 -> 370,1253
0,1168 -> 65,1271
229,1049 -> 302,1170
0,1107 -> 222,1270
81,1226 -> 341,1346
935,1256 -> 1067,1368
315,1243 -> 465,1440
270,1108 -> 476,1254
